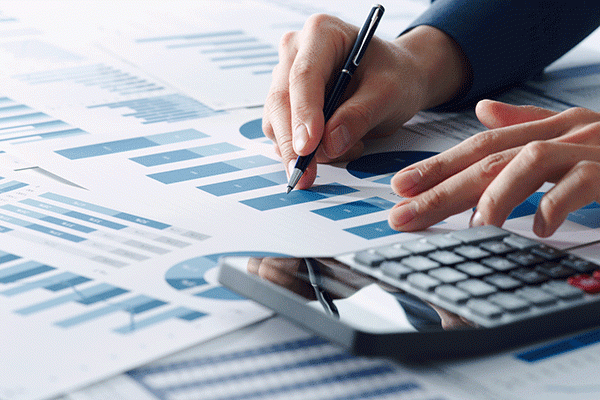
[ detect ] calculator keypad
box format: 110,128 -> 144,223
346,226 -> 598,326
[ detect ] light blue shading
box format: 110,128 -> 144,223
1,204 -> 95,233
195,287 -> 246,300
130,142 -> 240,167
0,261 -> 54,283
566,202 -> 600,228
136,31 -> 244,43
114,307 -> 206,334
15,283 -> 127,315
1,271 -> 84,296
27,223 -> 86,242
516,328 -> 600,362
113,212 -> 170,230
239,118 -> 264,139
312,197 -> 392,221
344,221 -> 402,240
241,183 -> 357,211
146,129 -> 208,145
225,155 -> 278,169
198,175 -> 279,196
165,256 -> 213,290
55,295 -> 165,328
0,252 -> 20,265
148,162 -> 239,184
0,181 -> 27,194
40,192 -> 120,216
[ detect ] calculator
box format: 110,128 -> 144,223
219,226 -> 600,361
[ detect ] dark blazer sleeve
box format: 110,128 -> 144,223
404,0 -> 600,109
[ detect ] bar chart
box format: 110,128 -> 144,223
88,94 -> 222,124
0,190 -> 210,268
0,252 -> 205,334
0,95 -> 87,144
12,63 -> 166,97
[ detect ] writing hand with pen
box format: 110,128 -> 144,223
264,7 -> 600,237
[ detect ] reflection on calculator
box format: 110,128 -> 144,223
338,226 -> 599,327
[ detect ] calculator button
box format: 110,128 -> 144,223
401,256 -> 440,271
354,250 -> 385,267
484,274 -> 523,291
515,287 -> 557,307
427,251 -> 465,265
449,225 -> 509,244
479,241 -> 514,255
466,299 -> 503,319
535,262 -> 575,279
428,267 -> 469,283
507,251 -> 545,267
567,275 -> 600,294
457,279 -> 498,297
456,262 -> 494,277
488,293 -> 531,313
407,273 -> 441,291
509,268 -> 549,285
503,235 -> 538,250
542,281 -> 584,300
435,285 -> 470,304
375,245 -> 411,260
425,234 -> 462,249
530,245 -> 567,260
481,257 -> 518,272
381,261 -> 412,279
454,246 -> 491,260
561,255 -> 598,273
401,239 -> 437,254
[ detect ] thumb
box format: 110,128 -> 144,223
475,99 -> 558,129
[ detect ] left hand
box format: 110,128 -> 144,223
388,99 -> 600,237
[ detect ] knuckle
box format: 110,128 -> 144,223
289,60 -> 317,90
478,152 -> 509,179
467,129 -> 502,154
420,186 -> 448,211
304,13 -> 337,34
572,160 -> 600,183
418,155 -> 444,180
560,106 -> 594,121
278,31 -> 297,52
521,140 -> 550,165
346,101 -> 376,130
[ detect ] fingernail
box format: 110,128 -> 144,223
469,210 -> 484,227
391,201 -> 418,228
329,124 -> 351,157
533,212 -> 547,237
293,124 -> 309,153
394,169 -> 422,194
287,159 -> 296,178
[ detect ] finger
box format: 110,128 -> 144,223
475,99 -> 558,129
533,160 -> 600,237
289,14 -> 356,157
388,148 -> 519,231
472,142 -> 600,229
263,32 -> 300,167
392,109 -> 575,198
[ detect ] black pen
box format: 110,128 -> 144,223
286,4 -> 385,194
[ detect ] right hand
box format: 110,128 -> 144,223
262,13 -> 470,189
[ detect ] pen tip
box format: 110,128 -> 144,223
286,186 -> 292,194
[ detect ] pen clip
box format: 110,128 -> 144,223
352,5 -> 384,66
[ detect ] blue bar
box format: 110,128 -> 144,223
130,142 -> 240,167
0,105 -> 29,115
0,261 -> 55,283
516,328 -> 600,362
0,252 -> 20,265
0,225 -> 12,233
16,283 -> 126,315
166,37 -> 257,49
114,306 -> 206,334
20,198 -> 128,229
241,183 -> 358,211
45,276 -> 91,291
344,221 -> 402,240
146,129 -> 208,145
1,204 -> 95,233
311,197 -> 395,221
198,175 -> 279,196
0,112 -> 48,126
113,212 -> 170,230
40,193 -> 120,216
202,44 -> 271,54
212,52 -> 278,62
1,271 -> 87,296
56,295 -> 166,328
226,155 -> 278,170
148,162 -> 238,184
27,223 -> 86,242
219,60 -> 278,70
136,30 -> 244,43
0,181 -> 27,194
56,137 -> 157,159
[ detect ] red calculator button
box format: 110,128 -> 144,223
568,275 -> 600,294
592,270 -> 600,280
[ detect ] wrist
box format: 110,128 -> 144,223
394,25 -> 471,110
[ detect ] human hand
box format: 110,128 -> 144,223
262,14 -> 469,189
389,100 -> 600,237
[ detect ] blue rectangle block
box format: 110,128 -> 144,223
312,197 -> 394,221
0,263 -> 54,283
131,149 -> 201,166
0,261 -> 55,281
0,181 -> 27,194
146,129 -> 208,144
112,212 -> 170,230
148,162 -> 239,184
65,211 -> 127,230
344,221 -> 401,240
27,224 -> 86,242
0,253 -> 20,265
198,175 -> 279,196
76,287 -> 129,305
56,137 -> 157,159
225,155 -> 278,170
241,190 -> 327,211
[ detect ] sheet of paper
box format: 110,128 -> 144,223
0,169 -> 273,400
65,317 -> 474,400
